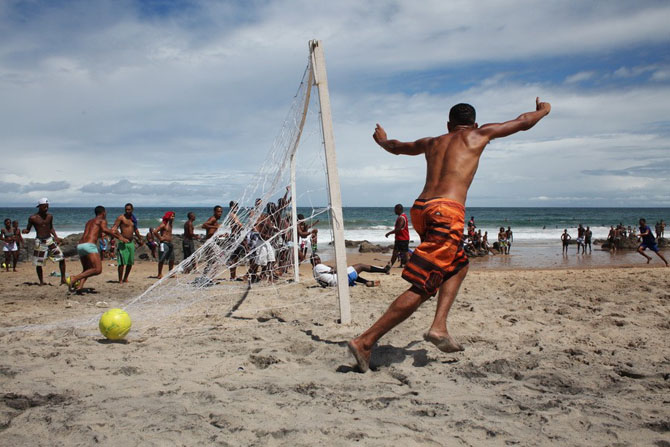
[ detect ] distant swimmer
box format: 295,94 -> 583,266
67,206 -> 128,293
348,98 -> 551,372
637,218 -> 668,266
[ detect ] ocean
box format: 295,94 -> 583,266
2,206 -> 667,244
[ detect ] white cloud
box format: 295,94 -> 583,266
0,1 -> 669,207
564,71 -> 595,84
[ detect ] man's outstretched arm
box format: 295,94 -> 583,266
477,97 -> 551,141
373,124 -> 431,156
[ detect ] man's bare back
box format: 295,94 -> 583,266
374,97 -> 551,205
349,98 -> 551,373
80,216 -> 125,245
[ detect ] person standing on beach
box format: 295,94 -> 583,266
154,211 -> 175,278
497,227 -> 508,255
182,212 -> 198,273
111,203 -> 144,283
506,226 -> 513,254
638,218 -> 668,266
202,206 -> 223,240
561,229 -> 571,255
385,204 -> 410,268
2,218 -> 19,272
576,224 -> 585,254
348,98 -> 551,372
22,198 -> 66,286
66,206 -> 128,293
584,226 -> 592,254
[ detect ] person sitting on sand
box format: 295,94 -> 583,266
310,254 -> 389,288
561,229 -> 571,255
66,206 -> 128,293
348,98 -> 551,372
637,218 -> 668,266
22,198 -> 66,285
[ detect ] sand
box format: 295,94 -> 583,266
1,255 -> 669,446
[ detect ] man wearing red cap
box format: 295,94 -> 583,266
153,211 -> 175,279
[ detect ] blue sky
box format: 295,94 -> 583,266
1,0 -> 669,207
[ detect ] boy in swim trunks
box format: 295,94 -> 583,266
22,198 -> 66,285
348,98 -> 551,372
66,206 -> 128,293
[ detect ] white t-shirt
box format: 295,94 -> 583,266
313,263 -> 337,287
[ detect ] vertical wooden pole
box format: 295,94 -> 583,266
310,40 -> 351,324
290,66 -> 313,283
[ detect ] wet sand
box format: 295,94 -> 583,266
1,255 -> 669,446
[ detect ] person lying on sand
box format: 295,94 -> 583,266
348,98 -> 551,372
66,206 -> 127,293
310,254 -> 389,288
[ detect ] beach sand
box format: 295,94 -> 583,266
1,254 -> 669,446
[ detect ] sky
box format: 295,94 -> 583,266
1,0 -> 669,207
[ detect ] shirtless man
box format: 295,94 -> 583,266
2,218 -> 19,272
497,227 -> 508,255
154,211 -> 175,279
638,218 -> 669,266
348,98 -> 551,372
22,198 -> 66,285
202,206 -> 223,240
576,224 -> 585,254
297,214 -> 319,263
66,206 -> 127,293
561,229 -> 571,255
111,203 -> 144,283
182,212 -> 198,273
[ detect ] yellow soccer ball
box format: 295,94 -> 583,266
99,308 -> 132,340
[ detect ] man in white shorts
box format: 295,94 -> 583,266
22,198 -> 66,285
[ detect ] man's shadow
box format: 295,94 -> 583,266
337,341 -> 434,373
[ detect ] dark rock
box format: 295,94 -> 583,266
358,241 -> 391,253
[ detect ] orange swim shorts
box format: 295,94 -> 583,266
402,198 -> 468,296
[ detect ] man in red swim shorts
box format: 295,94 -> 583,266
348,98 -> 551,372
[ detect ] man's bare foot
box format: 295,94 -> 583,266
365,280 -> 380,287
156,275 -> 163,279
647,258 -> 651,264
348,339 -> 370,373
423,331 -> 464,353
